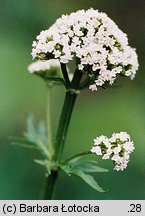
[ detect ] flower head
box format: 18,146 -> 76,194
32,9 -> 138,91
91,132 -> 135,171
27,59 -> 73,83
27,59 -> 60,73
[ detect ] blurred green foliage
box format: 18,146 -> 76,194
0,0 -> 145,199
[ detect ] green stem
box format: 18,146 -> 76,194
62,151 -> 92,164
46,84 -> 54,160
54,91 -> 77,162
44,69 -> 83,199
54,69 -> 83,162
44,171 -> 58,200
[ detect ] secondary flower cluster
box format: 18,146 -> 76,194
27,59 -> 73,81
91,132 -> 134,171
31,9 -> 138,91
27,59 -> 60,73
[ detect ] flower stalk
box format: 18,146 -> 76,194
62,151 -> 92,164
46,83 -> 54,160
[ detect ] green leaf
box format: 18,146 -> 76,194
70,160 -> 108,173
24,114 -> 35,141
60,159 -> 108,192
23,113 -> 49,158
37,120 -> 47,146
34,159 -> 48,166
24,113 -> 37,143
10,113 -> 49,158
72,170 -> 105,192
24,113 -> 48,146
10,136 -> 38,149
60,164 -> 72,175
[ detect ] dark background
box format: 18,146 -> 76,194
0,0 -> 145,199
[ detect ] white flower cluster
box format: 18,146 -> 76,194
31,9 -> 138,91
27,59 -> 60,73
27,59 -> 74,81
91,132 -> 134,171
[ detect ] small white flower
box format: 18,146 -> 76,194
91,146 -> 102,155
109,136 -> 117,143
89,84 -> 97,91
114,163 -> 127,171
102,154 -> 109,160
113,145 -> 121,154
123,141 -> 135,152
110,131 -> 130,142
94,135 -> 108,145
95,79 -> 104,86
118,131 -> 130,141
78,64 -> 84,71
112,154 -> 121,162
